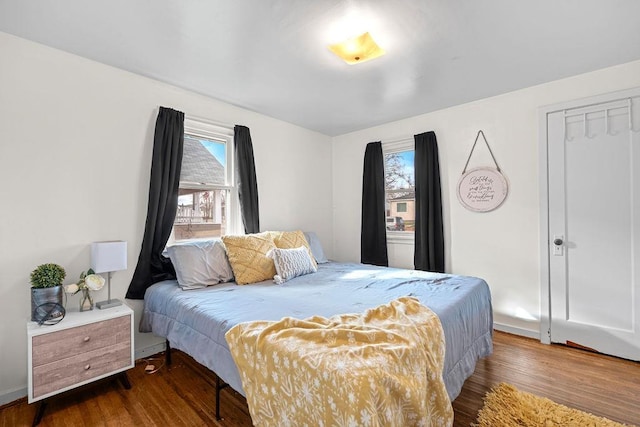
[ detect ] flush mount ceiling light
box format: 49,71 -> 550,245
328,32 -> 385,65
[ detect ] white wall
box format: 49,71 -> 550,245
0,32 -> 332,403
332,59 -> 640,338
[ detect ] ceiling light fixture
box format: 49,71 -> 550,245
328,32 -> 385,65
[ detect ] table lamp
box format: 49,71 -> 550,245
91,241 -> 127,309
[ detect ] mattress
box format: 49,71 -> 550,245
140,262 -> 493,401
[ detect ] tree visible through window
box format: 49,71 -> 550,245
384,150 -> 415,233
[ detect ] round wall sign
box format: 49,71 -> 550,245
457,167 -> 508,212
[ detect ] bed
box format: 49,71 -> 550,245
140,260 -> 493,418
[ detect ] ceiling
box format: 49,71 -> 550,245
1,0 -> 640,136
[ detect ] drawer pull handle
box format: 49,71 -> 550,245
84,364 -> 91,371
83,336 -> 91,342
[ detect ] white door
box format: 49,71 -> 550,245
547,91 -> 640,360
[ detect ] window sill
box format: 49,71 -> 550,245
386,232 -> 415,245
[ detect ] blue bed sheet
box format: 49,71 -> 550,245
141,262 -> 493,401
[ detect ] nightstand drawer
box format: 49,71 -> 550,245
32,316 -> 129,367
32,341 -> 131,399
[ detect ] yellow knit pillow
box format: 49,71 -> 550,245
222,232 -> 276,285
270,230 -> 317,268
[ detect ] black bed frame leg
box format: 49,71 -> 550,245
216,376 -> 222,421
164,339 -> 225,421
214,375 -> 229,421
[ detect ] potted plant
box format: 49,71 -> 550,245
30,263 -> 66,323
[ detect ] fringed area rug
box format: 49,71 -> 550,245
474,383 -> 634,427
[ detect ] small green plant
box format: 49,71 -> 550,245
30,263 -> 66,288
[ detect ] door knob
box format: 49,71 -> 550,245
553,238 -> 563,245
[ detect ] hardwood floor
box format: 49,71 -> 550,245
453,332 -> 640,426
2,331 -> 638,426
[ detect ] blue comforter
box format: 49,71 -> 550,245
141,262 -> 493,401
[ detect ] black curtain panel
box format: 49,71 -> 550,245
126,107 -> 184,299
234,125 -> 260,234
361,141 -> 389,266
414,131 -> 445,272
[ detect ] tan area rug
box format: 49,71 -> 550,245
474,383 -> 634,427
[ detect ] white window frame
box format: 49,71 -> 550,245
168,117 -> 242,245
382,138 -> 415,245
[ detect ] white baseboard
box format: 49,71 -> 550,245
494,322 -> 541,340
0,387 -> 27,407
134,341 -> 167,361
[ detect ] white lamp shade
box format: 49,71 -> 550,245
91,241 -> 127,273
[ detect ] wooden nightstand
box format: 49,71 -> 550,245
27,304 -> 134,425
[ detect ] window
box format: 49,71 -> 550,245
170,118 -> 239,243
383,139 -> 415,240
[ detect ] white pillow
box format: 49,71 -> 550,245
166,240 -> 234,290
267,246 -> 317,284
303,231 -> 328,263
